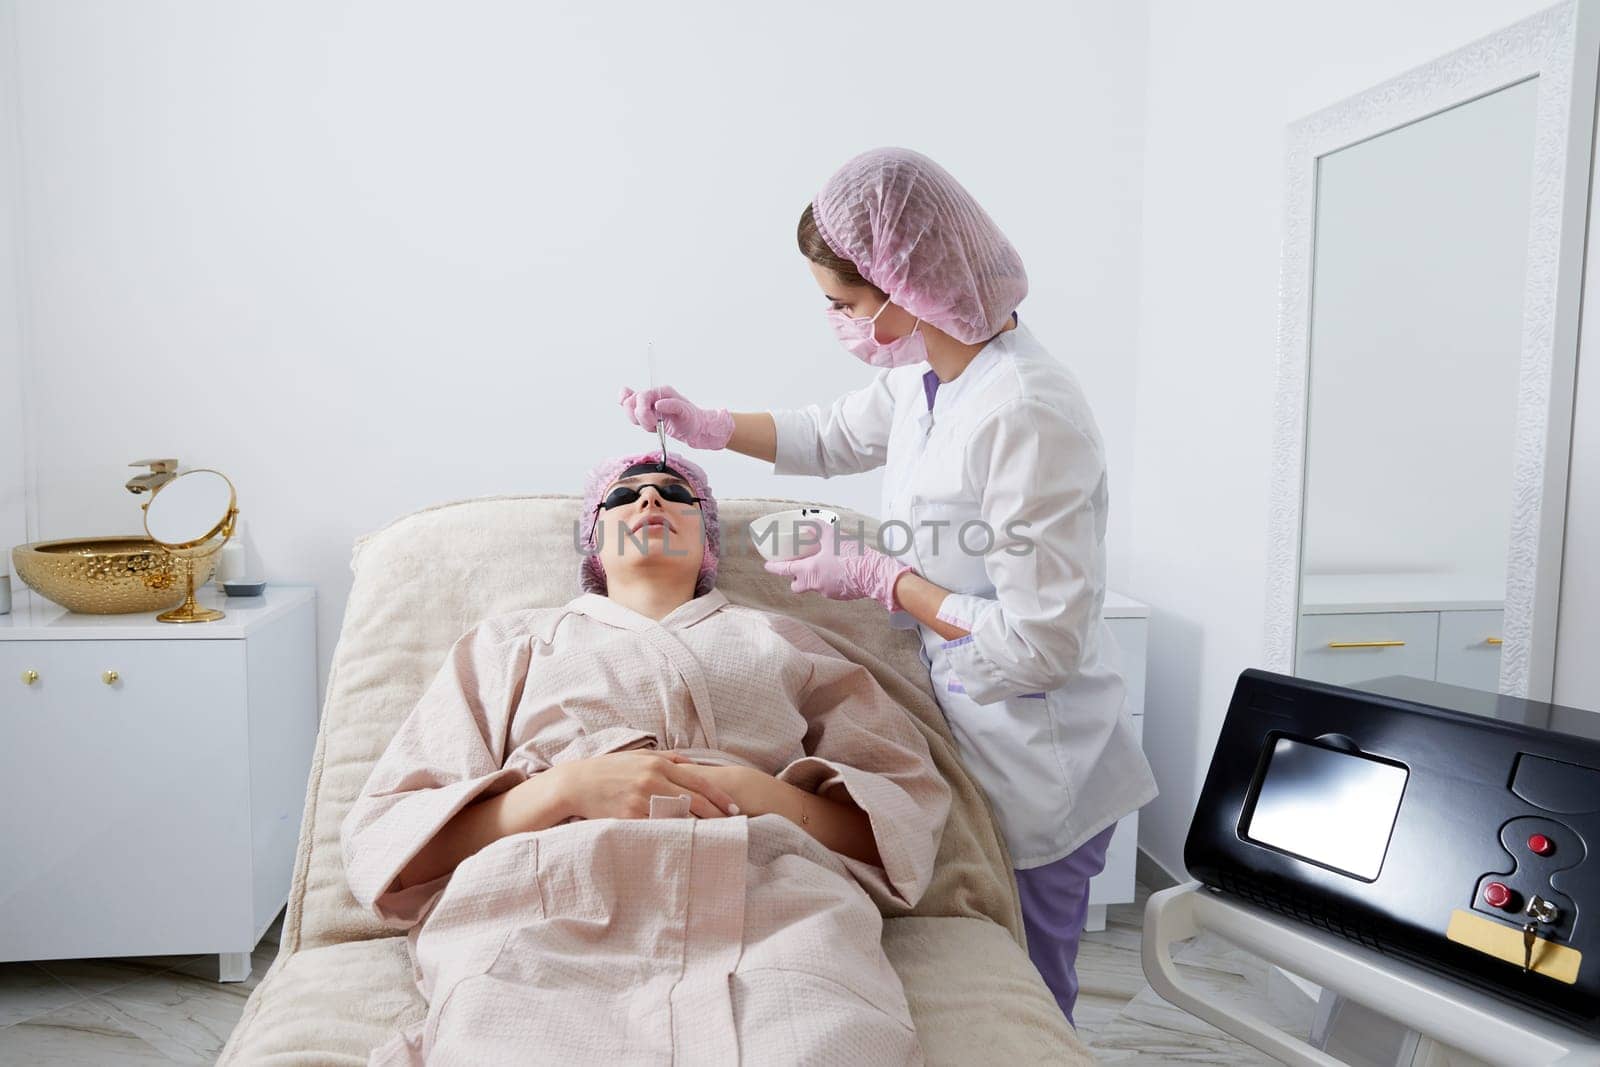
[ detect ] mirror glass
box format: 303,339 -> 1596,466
1295,78 -> 1539,693
145,470 -> 234,549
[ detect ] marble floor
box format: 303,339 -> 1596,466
1077,883 -> 1316,1063
0,914 -> 282,1065
0,887 -> 1304,1064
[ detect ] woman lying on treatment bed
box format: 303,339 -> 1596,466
341,450 -> 952,1065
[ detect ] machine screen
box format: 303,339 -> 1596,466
1244,738 -> 1408,880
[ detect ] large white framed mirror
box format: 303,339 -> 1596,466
1266,0 -> 1600,701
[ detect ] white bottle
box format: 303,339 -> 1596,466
216,518 -> 247,587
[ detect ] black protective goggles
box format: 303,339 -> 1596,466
597,482 -> 701,510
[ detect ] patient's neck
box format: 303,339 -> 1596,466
605,573 -> 697,621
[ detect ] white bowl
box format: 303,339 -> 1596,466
748,508 -> 841,561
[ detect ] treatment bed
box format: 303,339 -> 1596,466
216,495 -> 1091,1064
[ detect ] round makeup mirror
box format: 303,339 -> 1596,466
142,468 -> 238,623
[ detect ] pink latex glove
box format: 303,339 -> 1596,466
764,536 -> 914,613
618,385 -> 735,450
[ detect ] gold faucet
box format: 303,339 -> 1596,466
125,458 -> 179,495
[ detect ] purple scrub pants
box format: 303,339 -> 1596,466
1013,823 -> 1116,1025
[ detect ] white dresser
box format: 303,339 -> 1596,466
1296,574 -> 1504,692
0,586 -> 317,982
1084,591 -> 1149,932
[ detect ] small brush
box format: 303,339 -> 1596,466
647,341 -> 668,471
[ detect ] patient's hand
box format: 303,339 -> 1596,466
395,754 -> 739,891
685,764 -> 775,815
550,750 -> 741,822
685,764 -> 883,867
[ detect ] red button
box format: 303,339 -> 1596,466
1484,882 -> 1513,909
1529,834 -> 1555,857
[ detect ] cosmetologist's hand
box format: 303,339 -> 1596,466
764,536 -> 913,613
618,385 -> 735,449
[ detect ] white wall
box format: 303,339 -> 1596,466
1129,0 -> 1557,878
0,1 -> 26,561
6,0 -> 1150,690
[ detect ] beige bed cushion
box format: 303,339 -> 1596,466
220,494 -> 1090,1063
220,918 -> 1086,1065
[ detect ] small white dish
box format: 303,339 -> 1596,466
748,507 -> 840,561
222,579 -> 267,597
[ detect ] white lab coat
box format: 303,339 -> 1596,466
771,322 -> 1157,868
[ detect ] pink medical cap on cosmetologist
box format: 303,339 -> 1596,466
811,147 -> 1029,345
579,450 -> 721,598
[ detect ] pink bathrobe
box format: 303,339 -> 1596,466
341,589 -> 952,1065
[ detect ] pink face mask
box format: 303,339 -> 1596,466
826,300 -> 929,368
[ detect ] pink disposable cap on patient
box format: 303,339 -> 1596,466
812,147 -> 1028,345
578,450 -> 720,598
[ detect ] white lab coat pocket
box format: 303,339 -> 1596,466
906,497 -> 990,596
932,680 -> 1075,866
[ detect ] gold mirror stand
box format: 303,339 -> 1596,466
158,558 -> 217,623
156,509 -> 236,624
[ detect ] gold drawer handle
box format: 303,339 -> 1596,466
1328,640 -> 1407,649
1486,637 -> 1504,646
21,669 -> 38,685
102,670 -> 119,685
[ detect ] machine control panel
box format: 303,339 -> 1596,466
1187,671 -> 1600,1034
1471,816 -> 1584,942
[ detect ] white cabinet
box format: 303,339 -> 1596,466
1436,610 -> 1506,692
0,587 -> 316,982
1297,574 -> 1504,692
1296,611 -> 1442,687
1085,594 -> 1148,930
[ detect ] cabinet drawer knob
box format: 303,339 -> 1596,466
1327,640 -> 1406,649
102,670 -> 119,685
1486,637 -> 1504,646
21,669 -> 38,685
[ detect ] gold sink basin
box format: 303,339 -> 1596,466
12,537 -> 218,615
